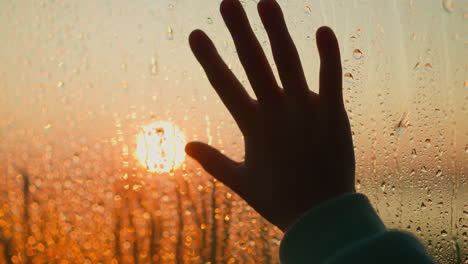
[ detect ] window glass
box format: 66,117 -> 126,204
0,0 -> 466,263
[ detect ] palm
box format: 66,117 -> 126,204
186,0 -> 355,231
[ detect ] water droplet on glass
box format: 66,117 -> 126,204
167,26 -> 174,40
441,230 -> 448,237
394,112 -> 409,136
206,17 -> 213,24
150,57 -> 158,75
411,149 -> 417,159
272,237 -> 281,245
353,49 -> 362,59
424,63 -> 432,71
380,182 -> 386,192
344,72 -> 354,83
425,138 -> 431,147
442,0 -> 455,13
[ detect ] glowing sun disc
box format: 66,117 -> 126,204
135,121 -> 186,173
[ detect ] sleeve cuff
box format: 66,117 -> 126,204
279,193 -> 386,264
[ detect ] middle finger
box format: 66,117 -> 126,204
220,0 -> 281,103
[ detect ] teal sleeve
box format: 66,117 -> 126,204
279,193 -> 434,264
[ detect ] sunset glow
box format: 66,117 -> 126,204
135,121 -> 186,173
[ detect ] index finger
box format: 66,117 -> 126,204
189,30 -> 255,132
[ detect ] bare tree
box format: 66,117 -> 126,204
14,167 -> 32,264
0,227 -> 13,264
174,176 -> 185,264
141,195 -> 163,264
182,175 -> 208,262
260,219 -> 272,264
128,199 -> 139,264
220,191 -> 232,263
113,175 -> 143,264
114,209 -> 123,263
209,178 -> 218,264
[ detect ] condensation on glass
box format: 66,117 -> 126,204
0,0 -> 466,263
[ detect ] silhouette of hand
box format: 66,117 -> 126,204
186,0 -> 355,231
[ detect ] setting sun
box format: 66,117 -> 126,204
135,121 -> 186,173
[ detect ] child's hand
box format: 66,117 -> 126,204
186,0 -> 355,231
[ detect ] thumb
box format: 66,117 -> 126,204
185,141 -> 241,189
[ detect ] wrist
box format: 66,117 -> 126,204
277,189 -> 356,232
279,193 -> 386,263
